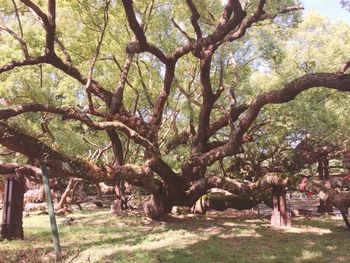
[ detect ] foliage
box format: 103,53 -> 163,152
340,0 -> 350,11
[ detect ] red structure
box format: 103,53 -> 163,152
1,175 -> 25,240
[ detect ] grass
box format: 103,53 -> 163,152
0,209 -> 349,263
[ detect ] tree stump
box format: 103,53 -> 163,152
1,175 -> 25,240
270,185 -> 291,227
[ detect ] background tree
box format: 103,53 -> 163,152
341,0 -> 350,11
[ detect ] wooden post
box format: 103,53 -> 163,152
1,175 -> 25,240
41,165 -> 62,260
270,185 -> 291,227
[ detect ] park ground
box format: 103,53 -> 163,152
0,209 -> 349,263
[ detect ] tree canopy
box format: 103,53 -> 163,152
1,0 -> 350,218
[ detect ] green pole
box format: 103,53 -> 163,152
41,164 -> 62,260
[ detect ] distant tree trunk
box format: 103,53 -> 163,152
56,178 -> 82,210
71,180 -> 82,202
318,154 -> 333,213
270,185 -> 291,227
324,157 -> 329,180
0,179 -> 4,204
119,180 -> 128,210
56,178 -> 75,210
1,176 -> 25,240
318,158 -> 324,180
95,183 -> 102,198
111,180 -> 128,214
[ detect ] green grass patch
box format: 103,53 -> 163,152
0,209 -> 349,263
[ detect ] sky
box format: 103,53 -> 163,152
302,0 -> 350,24
219,1 -> 350,24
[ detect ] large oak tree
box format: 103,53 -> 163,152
1,0 -> 350,218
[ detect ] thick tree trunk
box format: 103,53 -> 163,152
142,193 -> 172,219
1,176 -> 25,240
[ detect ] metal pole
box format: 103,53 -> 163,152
41,165 -> 62,260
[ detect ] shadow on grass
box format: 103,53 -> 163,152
2,209 -> 350,263
99,212 -> 350,263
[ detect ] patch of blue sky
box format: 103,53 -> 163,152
302,0 -> 350,24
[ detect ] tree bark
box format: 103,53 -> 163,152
143,192 -> 172,219
1,176 -> 25,240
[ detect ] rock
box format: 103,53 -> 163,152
99,182 -> 115,194
25,202 -> 47,212
24,189 -> 44,204
93,200 -> 104,208
56,207 -> 73,215
63,217 -> 75,225
291,209 -> 300,216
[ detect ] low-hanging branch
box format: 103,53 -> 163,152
0,104 -> 159,154
185,172 -> 289,204
0,122 -> 162,191
183,72 -> 350,172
